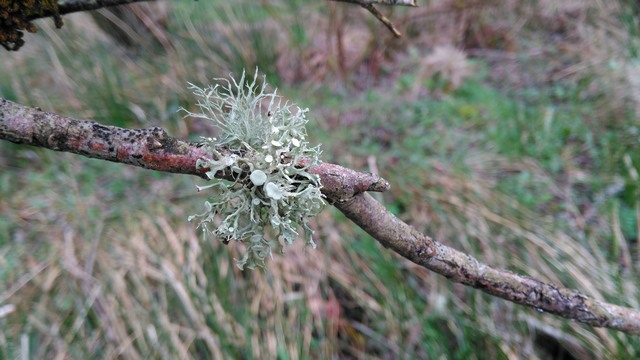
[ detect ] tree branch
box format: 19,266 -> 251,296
41,0 -> 158,18
335,192 -> 640,334
0,98 -> 389,201
2,97 -> 639,335
2,0 -> 412,52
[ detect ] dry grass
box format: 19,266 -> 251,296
2,0 -> 640,358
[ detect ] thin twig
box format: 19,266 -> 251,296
332,0 -> 416,6
23,0 -> 408,38
331,0 -> 403,37
335,192 -> 640,335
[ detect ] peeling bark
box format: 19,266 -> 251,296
1,97 -> 640,335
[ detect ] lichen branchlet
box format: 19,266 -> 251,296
182,71 -> 325,270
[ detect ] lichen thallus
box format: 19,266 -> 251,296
181,71 -> 325,269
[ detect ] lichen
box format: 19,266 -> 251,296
182,71 -> 325,270
0,0 -> 63,51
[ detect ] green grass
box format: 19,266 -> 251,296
2,0 -> 640,358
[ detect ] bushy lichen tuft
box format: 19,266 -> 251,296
182,71 -> 325,270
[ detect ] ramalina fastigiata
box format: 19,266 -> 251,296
182,71 -> 325,270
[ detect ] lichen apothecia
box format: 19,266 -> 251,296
182,71 -> 325,270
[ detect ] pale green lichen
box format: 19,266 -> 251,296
182,71 -> 325,270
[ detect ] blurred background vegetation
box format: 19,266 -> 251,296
1,0 -> 640,358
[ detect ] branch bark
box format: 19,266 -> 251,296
2,98 -> 639,335
335,193 -> 640,335
0,98 -> 388,201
